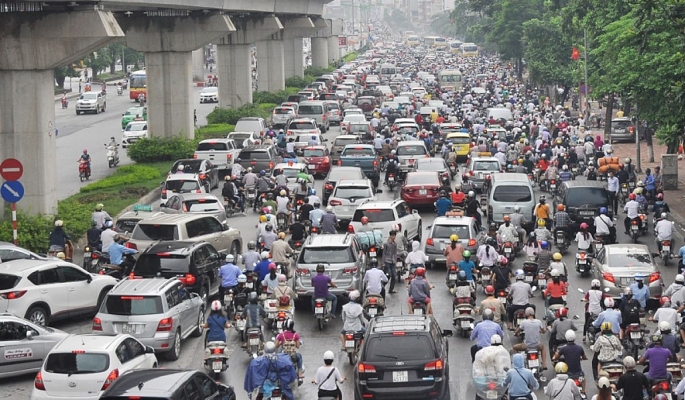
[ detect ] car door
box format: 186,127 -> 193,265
57,266 -> 96,316
204,161 -> 218,188
395,202 -> 417,238
194,373 -> 221,399
181,377 -> 203,400
31,267 -> 71,318
200,245 -> 221,296
0,320 -> 45,375
199,217 -> 231,253
172,283 -> 195,338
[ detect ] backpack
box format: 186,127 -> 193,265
625,299 -> 640,321
275,286 -> 291,306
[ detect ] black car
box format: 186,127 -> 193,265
322,166 -> 368,206
354,315 -> 452,400
132,241 -> 224,304
100,369 -> 236,400
236,145 -> 282,174
169,159 -> 219,192
554,180 -> 611,233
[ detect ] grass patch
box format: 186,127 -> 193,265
98,72 -> 127,82
343,52 -> 359,62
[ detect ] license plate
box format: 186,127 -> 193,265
528,359 -> 539,368
414,308 -> 424,315
309,164 -> 316,169
449,273 -> 457,280
505,248 -> 511,254
630,331 -> 642,340
461,320 -> 471,328
315,307 -> 324,314
579,210 -> 595,216
268,313 -> 276,319
631,225 -> 639,231
83,252 -> 91,258
272,396 -> 282,400
343,206 -> 349,211
246,282 -> 253,289
664,245 -> 670,251
369,251 -> 377,257
224,295 -> 233,303
237,320 -> 246,329
455,146 -> 462,150
550,184 -> 557,189
538,279 -> 546,286
277,321 -> 283,329
368,307 -> 377,316
212,361 -> 223,370
482,274 -> 490,281
500,298 -> 507,305
621,278 -> 634,285
388,176 -> 395,181
578,259 -> 587,264
517,318 -> 524,326
487,390 -> 498,399
249,338 -> 259,345
393,371 -> 408,382
396,261 -> 403,267
419,189 -> 427,195
121,324 -> 136,334
346,340 -> 355,348
248,193 -> 256,199
525,275 -> 533,282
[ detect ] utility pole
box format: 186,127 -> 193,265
635,100 -> 642,174
583,29 -> 589,119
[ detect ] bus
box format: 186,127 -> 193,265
434,37 -> 448,50
404,30 -> 416,39
449,41 -> 463,55
438,69 -> 463,92
460,43 -> 479,57
129,70 -> 146,101
424,36 -> 440,47
379,63 -> 397,80
406,35 -> 420,47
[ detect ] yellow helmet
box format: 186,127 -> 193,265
450,234 -> 459,242
537,219 -> 546,227
554,362 -> 568,374
56,252 -> 66,260
634,188 -> 643,195
553,252 -> 562,261
518,158 -> 524,164
601,322 -> 613,332
278,232 -> 286,239
259,215 -> 267,223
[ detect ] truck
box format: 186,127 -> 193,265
75,91 -> 107,115
338,144 -> 380,188
193,138 -> 241,174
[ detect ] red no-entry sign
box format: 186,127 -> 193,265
0,158 -> 24,181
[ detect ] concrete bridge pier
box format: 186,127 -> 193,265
327,19 -> 344,65
310,18 -> 331,69
0,11 -> 124,215
278,17 -> 317,81
118,14 -> 235,138
256,37 -> 285,93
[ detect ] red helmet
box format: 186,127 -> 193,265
415,267 -> 426,277
557,307 -> 568,319
629,193 -> 637,200
485,285 -> 495,295
361,216 -> 369,225
660,296 -> 671,307
580,222 -> 589,230
268,262 -> 277,271
500,257 -> 508,266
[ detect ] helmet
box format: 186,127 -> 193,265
56,252 -> 66,260
623,355 -> 636,368
316,264 -> 326,273
657,192 -> 664,200
249,292 -> 259,303
326,206 -> 333,212
637,180 -> 644,187
499,257 -> 508,266
369,258 -> 379,268
659,320 -> 671,333
651,334 -> 663,344
415,267 -> 426,277
591,279 -> 601,289
361,216 -> 370,225
635,187 -> 643,195
525,307 -> 535,316
83,148 -> 88,154
556,307 -> 568,319
463,250 -> 471,258
349,290 -> 361,301
599,207 -> 607,215
485,285 -> 495,295
238,274 -> 247,283
392,224 -> 400,232
629,193 -> 636,200
264,341 -> 276,354
225,175 -> 232,181
537,219 -> 546,227
278,274 -> 287,283
601,321 -> 613,333
278,232 -> 286,239
226,254 -> 235,263
557,204 -> 564,211
265,223 -> 273,232
211,300 -> 222,311
284,319 -> 295,331
604,298 -> 614,308
554,362 -> 568,374
458,270 -> 467,281
623,287 -> 632,296
104,220 -> 113,229
279,190 -> 286,196
260,170 -> 266,176
483,308 -> 494,320
268,263 -> 277,271
660,296 -> 671,307
323,350 -> 335,360
248,241 -> 256,250
598,377 -> 611,389
468,191 -> 475,198
515,269 -> 524,280
676,274 -> 685,283
454,183 -> 462,191
540,240 -> 549,249
503,215 -> 510,222
259,215 -> 267,223
487,237 -> 497,247
95,203 -> 104,211
580,222 -> 589,230
634,273 -> 644,281
450,234 -> 459,242
247,167 -> 253,172
261,251 -> 270,260
54,220 -> 64,227
661,212 -> 668,219
491,334 -> 502,345
311,189 -> 317,195
552,252 -> 562,261
655,396 -> 670,400
562,164 -> 568,171
550,269 -> 560,277
514,205 -> 521,212
565,330 -> 576,342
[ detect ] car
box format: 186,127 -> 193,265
330,135 -> 361,164
553,180 -> 612,232
354,315 -> 452,400
341,114 -> 367,133
169,159 -> 220,192
328,179 -> 376,225
75,91 -> 106,115
391,118 -> 419,130
343,107 -> 363,117
280,102 -> 300,115
465,156 -> 502,192
414,157 -> 452,177
115,206 -> 165,238
161,173 -> 208,206
0,313 -> 69,378
348,122 -> 374,143
401,171 -> 442,206
235,145 -> 282,175
226,131 -> 261,149
322,166 -> 367,206
271,163 -> 314,193
396,141 -> 430,174
293,234 -> 365,297
94,277 -> 205,360
199,86 -> 218,103
31,333 -> 158,400
121,121 -> 148,148
323,100 -> 343,124
286,118 -> 320,137
271,106 -> 296,128
445,131 -> 471,161
193,139 -> 241,174
609,117 -> 635,143
234,117 -> 267,138
424,214 -> 481,267
98,369 -> 236,400
301,145 -> 332,177
349,199 -> 422,240
0,259 -> 117,326
121,107 -> 146,129
483,125 -> 508,142
592,244 -> 663,305
160,193 -> 227,223
0,242 -> 50,263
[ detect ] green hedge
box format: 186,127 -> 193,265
285,76 -> 316,88
206,104 -> 272,125
196,124 -> 235,140
79,165 -> 161,193
252,88 -> 301,105
304,66 -> 335,76
127,136 -> 197,163
343,52 -> 359,62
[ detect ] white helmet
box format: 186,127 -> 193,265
264,341 -> 276,354
326,206 -> 333,212
261,251 -> 270,259
468,191 -> 475,198
591,279 -> 600,289
604,297 -> 614,308
323,350 -> 335,360
565,330 -> 576,342
349,290 -> 361,301
676,274 -> 685,284
226,254 -> 235,263
491,334 -> 502,345
623,356 -> 636,369
238,274 -> 247,283
54,220 -> 64,227
562,164 -> 568,171
211,300 -> 222,311
659,320 -> 671,332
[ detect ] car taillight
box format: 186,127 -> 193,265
343,267 -> 358,274
325,184 -> 334,190
297,268 -> 310,275
125,242 -> 137,250
337,160 -> 342,166
329,200 -> 342,206
162,189 -> 168,197
469,170 -> 474,176
227,154 -> 232,161
0,290 -> 26,300
157,317 -> 173,331
424,359 -> 444,371
358,363 -> 377,373
323,157 -> 330,165
649,272 -> 660,283
101,369 -> 119,390
426,238 -> 433,246
269,162 -> 274,169
602,272 -> 615,283
179,273 -> 196,286
34,372 -> 45,390
193,154 -> 198,159
92,317 -> 102,331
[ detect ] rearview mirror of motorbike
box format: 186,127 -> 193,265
531,286 -> 538,292
604,287 -> 611,292
577,288 -> 585,293
573,315 -> 580,320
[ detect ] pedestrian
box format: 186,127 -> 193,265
382,231 -> 398,294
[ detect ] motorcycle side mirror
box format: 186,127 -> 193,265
578,288 -> 585,293
644,329 -> 651,334
573,315 -> 580,320
531,286 -> 538,292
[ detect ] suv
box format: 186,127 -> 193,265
330,135 -> 361,163
128,214 -> 243,258
554,180 -> 611,232
355,315 -> 452,400
236,145 -> 282,174
193,139 -> 241,173
99,369 -> 236,400
75,91 -> 106,115
323,166 -> 367,206
293,234 -> 364,297
161,173 -> 207,206
328,179 -> 376,225
234,117 -> 267,138
93,277 -> 204,360
466,156 -> 502,192
424,214 -> 481,267
349,199 -> 422,240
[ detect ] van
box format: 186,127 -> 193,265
297,100 -> 330,133
487,107 -> 513,122
487,173 -> 535,224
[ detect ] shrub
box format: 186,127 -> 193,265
79,165 -> 161,193
343,52 -> 359,63
206,104 -> 272,125
196,124 -> 235,140
127,136 -> 196,163
252,88 -> 302,105
304,66 -> 334,76
285,76 -> 315,88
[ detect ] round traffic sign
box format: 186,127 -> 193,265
0,158 -> 23,181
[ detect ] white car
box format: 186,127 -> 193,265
121,121 -> 148,148
31,334 -> 157,400
160,173 -> 207,206
341,114 -> 367,132
348,199 -> 422,241
0,260 -> 117,326
199,86 -> 218,103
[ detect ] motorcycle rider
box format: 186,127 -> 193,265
340,290 -> 366,350
254,171 -> 274,212
470,308 -> 504,362
275,319 -> 304,379
241,292 -> 267,348
477,237 -> 501,275
261,263 -> 280,296
435,191 -> 452,216
49,220 -> 70,253
614,356 -> 651,400
321,206 -> 338,234
657,321 -> 682,361
407,267 -> 433,315
553,204 -> 571,245
509,205 -> 528,244
271,274 -> 298,307
78,148 -> 91,176
497,215 -> 520,249
243,241 -> 261,272
218,254 -> 241,304
508,270 -> 535,330
309,202 -> 324,230
559,164 -> 573,182
575,223 -> 594,254
550,252 -> 569,280
594,207 -> 615,244
465,190 -> 482,228
473,334 -> 511,384
107,234 -> 138,275
513,307 -> 548,371
651,298 -> 677,339
591,321 -> 622,380
534,218 -> 554,242
244,341 -> 297,400
652,192 -> 671,218
311,264 -> 338,316
312,350 -> 346,400
655,212 -> 675,254
553,331 -> 588,395
543,269 -> 567,307
364,257 -> 388,300
637,334 -> 674,384
629,274 -> 650,309
86,220 -> 102,251
384,153 -> 399,185
534,195 -> 552,229
549,307 -> 578,354
243,167 -> 258,190
271,232 -> 294,278
623,193 -> 642,234
451,183 -> 466,206
202,300 -> 231,345
453,270 -> 475,303
504,353 -> 539,400
458,250 -> 477,288
260,224 -> 277,251
544,362 -> 583,400
254,251 -> 273,284
581,279 -> 607,340
91,203 -> 112,230
100,220 -> 117,253
444,234 -> 464,272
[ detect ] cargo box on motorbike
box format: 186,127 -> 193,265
356,230 -> 383,250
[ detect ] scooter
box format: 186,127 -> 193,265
386,173 -> 398,191
624,322 -> 648,360
446,263 -> 458,293
522,260 -> 538,285
61,97 -> 68,109
246,327 -> 263,358
497,289 -> 508,308
594,235 -> 608,253
106,143 -> 120,168
343,330 -> 364,365
313,297 -> 333,330
651,379 -> 674,400
629,218 -> 641,243
479,265 -> 492,293
78,160 -> 91,182
245,187 -> 257,208
513,308 -> 526,330
501,241 -> 516,263
362,294 -> 385,319
279,338 -> 304,387
548,179 -> 558,196
603,360 -> 625,385
224,197 -> 242,218
203,341 -> 229,378
575,251 -> 591,276
659,239 -> 673,265
555,230 -> 568,254
524,349 -> 545,382
412,300 -> 427,315
453,297 -> 475,338
117,86 -> 123,96
276,213 -> 289,232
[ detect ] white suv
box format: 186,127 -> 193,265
0,260 -> 117,326
328,179 -> 376,224
349,199 -> 422,241
31,334 -> 157,400
161,173 -> 207,206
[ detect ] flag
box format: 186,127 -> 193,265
571,47 -> 580,61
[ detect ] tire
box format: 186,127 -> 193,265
95,289 -> 109,313
441,386 -> 451,400
190,308 -> 204,337
96,106 -> 100,114
79,173 -> 85,182
318,317 -> 325,331
230,242 -> 240,260
164,330 -> 182,361
76,110 -> 80,115
348,349 -> 357,365
199,285 -> 209,307
26,305 -> 49,326
109,160 -> 114,168
415,221 -> 422,241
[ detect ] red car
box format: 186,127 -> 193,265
302,146 -> 332,177
401,171 -> 441,206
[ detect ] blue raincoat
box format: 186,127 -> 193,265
244,353 -> 297,400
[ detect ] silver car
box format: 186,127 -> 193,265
0,242 -> 50,263
272,106 -> 296,128
0,313 -> 69,378
592,244 -> 663,303
160,193 -> 227,223
328,179 -> 376,224
94,278 -> 204,361
466,156 -> 502,192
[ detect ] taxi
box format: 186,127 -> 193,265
445,131 -> 472,161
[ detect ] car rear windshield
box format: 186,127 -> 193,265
296,134 -> 317,143
365,333 -> 434,362
290,122 -> 317,130
126,124 -> 147,132
492,186 -> 532,202
333,186 -> 373,199
116,219 -> 140,234
239,150 -> 270,160
349,125 -> 370,133
298,105 -> 323,115
397,145 -> 427,156
432,224 -> 471,239
171,160 -> 202,174
416,162 -> 444,172
131,224 -> 179,241
303,148 -> 325,157
612,120 -> 631,129
566,187 -> 609,207
0,274 -> 20,290
406,174 -> 439,185
134,254 -> 190,276
164,180 -> 200,193
450,136 -> 470,144
300,247 -> 355,264
334,138 -> 358,148
352,209 -> 395,222
472,161 -> 501,171
274,108 -> 294,115
104,295 -> 164,315
607,252 -> 653,269
45,353 -> 109,374
275,168 -> 300,178
185,199 -> 222,212
196,142 -> 228,151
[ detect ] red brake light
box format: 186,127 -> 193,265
426,238 -> 434,246
193,154 -> 198,159
358,363 -> 377,373
602,272 -> 615,283
157,317 -> 173,331
424,359 -> 444,371
179,274 -> 196,286
125,242 -> 137,250
1,290 -> 27,300
649,272 -> 660,283
449,265 -> 457,271
529,353 -> 538,360
34,372 -> 45,390
329,200 -> 342,206
101,369 -> 119,390
346,333 -> 354,340
92,317 -> 102,331
488,381 -> 497,390
325,184 -> 334,190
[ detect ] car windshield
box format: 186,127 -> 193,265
80,93 -> 98,100
607,252 -> 653,269
45,353 -> 109,374
0,274 -> 20,289
229,134 -> 251,148
171,160 -> 202,174
290,122 -> 317,130
342,147 -> 375,156
612,120 -> 631,129
333,186 -> 372,199
124,107 -> 144,116
492,186 -> 532,202
352,209 -> 395,222
416,161 -> 445,172
406,174 -> 439,185
185,199 -> 222,212
131,224 -> 179,241
134,254 -> 190,276
196,142 -> 228,151
300,247 -> 355,264
164,179 -> 200,193
126,124 -> 147,132
298,105 -> 323,114
345,116 -> 366,123
104,295 -> 164,315
274,108 -> 294,115
566,187 -> 609,207
334,138 -> 358,147
397,145 -> 427,156
303,148 -> 325,157
201,88 -> 217,94
296,135 -> 318,143
398,127 -> 418,135
432,224 -> 471,239
365,334 -> 434,362
473,161 -> 501,171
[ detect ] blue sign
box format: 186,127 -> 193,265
1,181 -> 24,203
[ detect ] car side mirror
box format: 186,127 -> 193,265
222,222 -> 229,230
26,330 -> 34,340
145,345 -> 155,354
160,203 -> 166,208
87,276 -> 92,283
442,329 -> 453,337
412,209 -> 418,214
425,225 -> 431,230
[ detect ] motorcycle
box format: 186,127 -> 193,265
624,323 -> 648,359
620,183 -> 630,205
203,341 -> 229,378
412,300 -> 427,315
524,349 -> 544,382
106,143 -> 120,168
480,265 -> 492,293
277,213 -> 289,232
61,97 -> 68,109
245,188 -> 257,208
575,251 -> 591,276
446,263 -> 458,293
667,361 -> 685,384
522,260 -> 539,285
548,179 -> 558,196
224,197 -> 242,218
78,160 -> 91,182
453,297 -> 475,338
513,308 -> 526,330
246,327 -> 263,358
501,241 -> 516,263
343,330 -> 364,365
396,257 -> 406,283
545,295 -> 567,326
594,235 -> 608,253
603,360 -> 625,385
479,195 -> 488,216
651,379 -> 674,400
263,298 -> 292,334
117,86 -> 123,96
660,239 -> 673,265
629,218 -> 641,243
363,294 -> 385,319
313,297 -> 333,330
386,173 -> 397,191
555,230 -> 568,254
280,338 -> 303,387
497,289 -> 508,308
82,245 -> 99,272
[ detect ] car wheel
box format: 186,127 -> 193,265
415,221 -> 422,241
199,285 -> 209,307
96,106 -> 100,114
230,242 -> 240,260
191,308 -> 204,337
95,289 -> 109,313
75,110 -> 80,115
26,305 -> 49,326
164,330 -> 182,361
